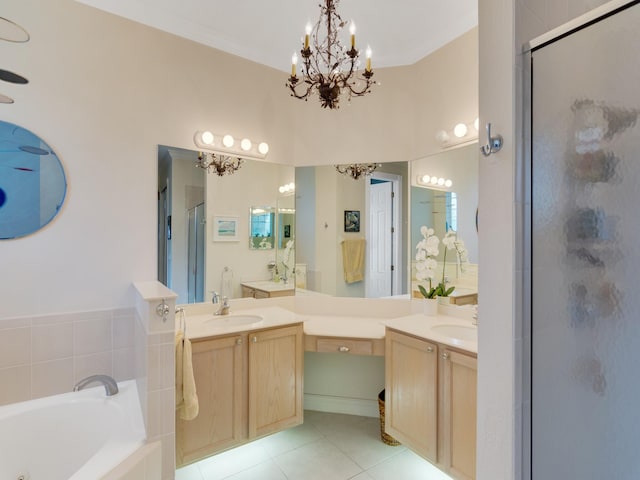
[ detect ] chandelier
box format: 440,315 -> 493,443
335,163 -> 380,180
196,152 -> 243,176
286,0 -> 375,109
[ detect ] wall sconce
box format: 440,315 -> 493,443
194,131 -> 269,160
417,174 -> 453,189
435,117 -> 479,148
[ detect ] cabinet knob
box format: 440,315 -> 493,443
338,346 -> 350,353
426,346 -> 434,353
236,338 -> 242,345
442,352 -> 449,360
252,336 -> 258,343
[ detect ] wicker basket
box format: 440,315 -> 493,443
377,389 -> 401,446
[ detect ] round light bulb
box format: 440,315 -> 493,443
258,142 -> 269,155
435,130 -> 449,143
430,177 -> 438,185
288,182 -> 295,191
453,123 -> 468,138
240,138 -> 252,151
437,178 -> 445,186
279,186 -> 285,193
474,117 -> 480,131
222,134 -> 234,148
283,184 -> 290,192
444,179 -> 453,188
421,175 -> 431,184
201,131 -> 214,145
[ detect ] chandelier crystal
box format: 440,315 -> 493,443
286,0 -> 375,109
196,152 -> 243,176
335,163 -> 380,180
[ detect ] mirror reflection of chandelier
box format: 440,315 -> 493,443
196,152 -> 243,176
286,0 -> 375,109
335,163 -> 380,180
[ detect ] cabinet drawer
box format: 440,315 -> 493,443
316,338 -> 373,355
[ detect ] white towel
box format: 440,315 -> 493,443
175,330 -> 199,420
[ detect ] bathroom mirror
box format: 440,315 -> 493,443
295,161 -> 409,298
249,206 -> 275,250
157,145 -> 295,303
410,142 -> 479,297
0,120 -> 67,240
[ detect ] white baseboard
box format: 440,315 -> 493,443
304,394 -> 380,418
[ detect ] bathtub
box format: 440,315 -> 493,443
0,379 -> 146,480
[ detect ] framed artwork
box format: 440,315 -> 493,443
284,224 -> 291,238
213,215 -> 239,241
344,210 -> 360,232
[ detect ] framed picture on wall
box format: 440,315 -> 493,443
213,215 -> 239,241
344,210 -> 360,232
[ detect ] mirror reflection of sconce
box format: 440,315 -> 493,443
436,117 -> 479,148
279,182 -> 295,194
417,174 -> 453,190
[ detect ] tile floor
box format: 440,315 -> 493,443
175,410 -> 454,480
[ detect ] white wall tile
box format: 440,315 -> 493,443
113,311 -> 136,349
0,365 -> 31,405
73,315 -> 112,356
32,322 -> 73,362
74,351 -> 113,383
32,358 -> 74,398
113,346 -> 136,381
0,327 -> 31,368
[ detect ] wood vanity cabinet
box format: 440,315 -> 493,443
176,323 -> 303,467
384,328 -> 477,480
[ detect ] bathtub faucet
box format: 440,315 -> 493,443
73,374 -> 119,396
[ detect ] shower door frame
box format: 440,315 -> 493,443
522,1 -> 640,479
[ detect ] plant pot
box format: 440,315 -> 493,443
438,295 -> 451,306
423,297 -> 438,316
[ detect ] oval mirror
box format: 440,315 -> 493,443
0,120 -> 67,239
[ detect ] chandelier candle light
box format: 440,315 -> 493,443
287,0 -> 375,109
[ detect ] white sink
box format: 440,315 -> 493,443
431,324 -> 477,342
205,314 -> 263,328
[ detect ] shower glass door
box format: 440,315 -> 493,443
530,3 -> 640,479
187,202 -> 205,303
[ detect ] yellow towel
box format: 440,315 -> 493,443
342,238 -> 366,284
175,330 -> 199,421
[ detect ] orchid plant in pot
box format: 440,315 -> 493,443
416,226 -> 468,313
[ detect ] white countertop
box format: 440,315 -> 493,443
179,305 -> 298,340
178,301 -> 477,354
383,314 -> 477,354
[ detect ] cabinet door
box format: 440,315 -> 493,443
248,324 -> 303,438
385,329 -> 438,463
442,349 -> 477,480
176,334 -> 246,466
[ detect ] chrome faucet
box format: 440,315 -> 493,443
215,295 -> 230,315
211,290 -> 220,304
73,374 -> 119,396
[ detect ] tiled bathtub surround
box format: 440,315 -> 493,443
0,307 -> 141,405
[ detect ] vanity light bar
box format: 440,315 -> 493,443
194,131 -> 269,160
436,117 -> 479,148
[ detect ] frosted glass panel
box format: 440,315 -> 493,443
531,4 -> 640,479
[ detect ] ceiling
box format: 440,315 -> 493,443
76,0 -> 477,72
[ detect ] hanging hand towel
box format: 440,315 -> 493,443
342,238 -> 366,284
175,330 -> 199,421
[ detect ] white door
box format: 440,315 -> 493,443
368,180 -> 393,297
